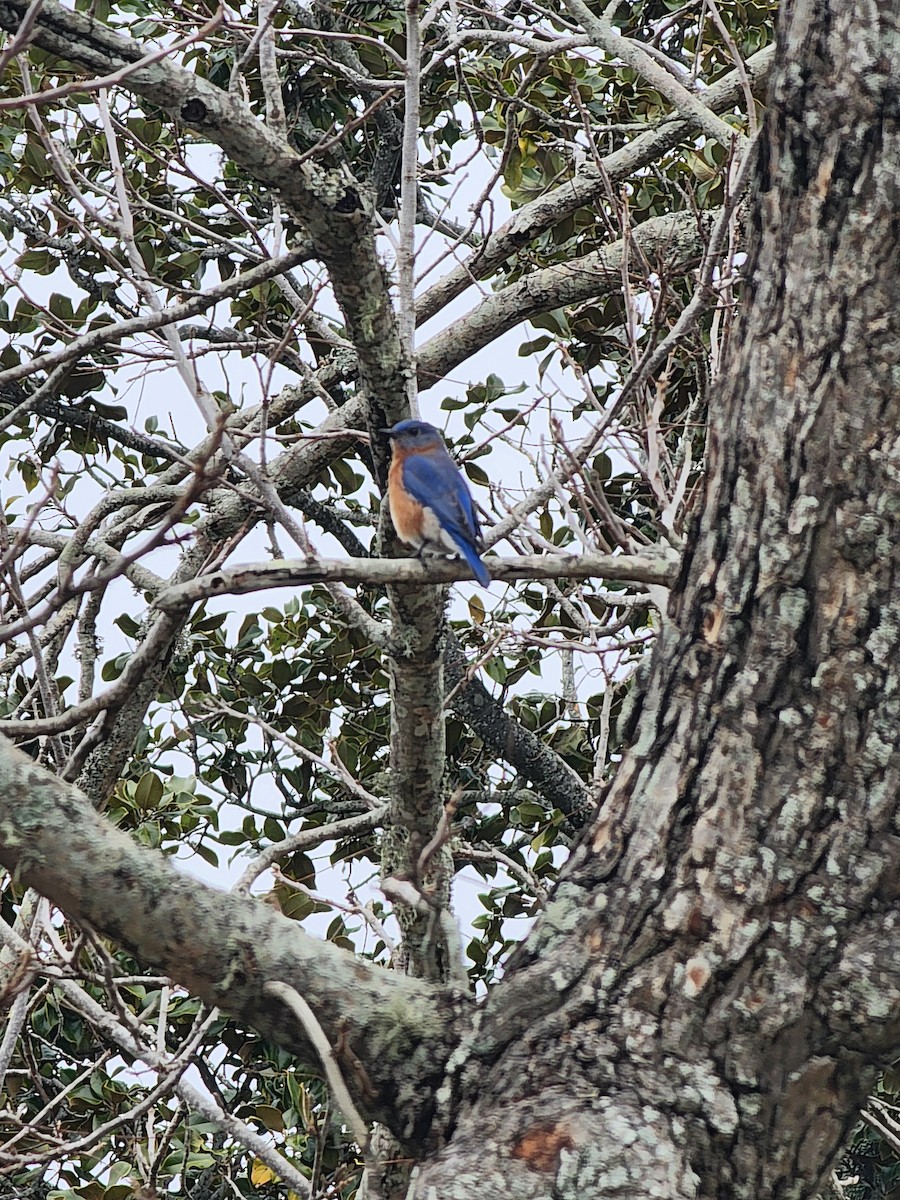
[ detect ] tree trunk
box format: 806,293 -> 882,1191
407,3 -> 900,1196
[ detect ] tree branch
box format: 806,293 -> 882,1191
0,243 -> 314,389
417,208 -> 716,388
0,735 -> 468,1145
444,634 -> 590,824
0,0 -> 409,430
151,551 -> 677,613
416,45 -> 774,325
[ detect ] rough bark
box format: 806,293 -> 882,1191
407,3 -> 900,1197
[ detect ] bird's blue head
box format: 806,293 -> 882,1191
383,419 -> 445,451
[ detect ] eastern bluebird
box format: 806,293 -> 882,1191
383,419 -> 491,587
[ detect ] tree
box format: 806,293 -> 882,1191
0,0 -> 897,1197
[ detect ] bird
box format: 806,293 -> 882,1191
383,419 -> 491,587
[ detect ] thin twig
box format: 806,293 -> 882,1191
0,244 -> 314,389
397,0 -> 422,415
264,980 -> 370,1152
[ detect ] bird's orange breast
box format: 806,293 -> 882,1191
388,457 -> 425,546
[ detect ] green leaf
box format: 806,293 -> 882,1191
218,830 -> 248,846
134,773 -> 164,810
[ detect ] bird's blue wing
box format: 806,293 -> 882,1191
401,452 -> 482,544
401,452 -> 490,585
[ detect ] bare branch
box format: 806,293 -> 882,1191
152,551 -> 678,613
417,208 -> 716,389
234,804 -> 389,895
397,0 -> 421,415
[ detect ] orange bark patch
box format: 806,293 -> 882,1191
784,349 -> 801,390
683,954 -> 711,997
511,1122 -> 574,1173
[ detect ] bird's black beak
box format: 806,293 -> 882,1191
380,427 -> 396,437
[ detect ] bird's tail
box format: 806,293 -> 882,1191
452,536 -> 491,587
